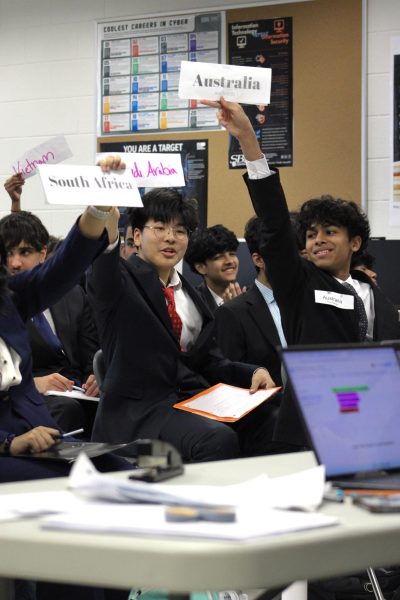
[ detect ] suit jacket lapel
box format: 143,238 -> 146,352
125,256 -> 179,343
50,299 -> 72,361
246,285 -> 281,348
181,275 -> 214,324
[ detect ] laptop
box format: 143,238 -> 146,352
281,342 -> 400,489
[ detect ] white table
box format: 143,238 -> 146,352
0,452 -> 398,597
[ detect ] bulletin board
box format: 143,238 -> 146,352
97,0 -> 363,237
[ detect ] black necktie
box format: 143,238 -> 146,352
32,312 -> 63,352
341,282 -> 368,341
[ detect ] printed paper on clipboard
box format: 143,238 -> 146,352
173,383 -> 280,422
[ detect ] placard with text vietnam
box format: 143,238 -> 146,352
37,164 -> 143,207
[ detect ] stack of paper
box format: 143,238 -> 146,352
0,454 -> 340,540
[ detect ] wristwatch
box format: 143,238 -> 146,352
2,433 -> 16,456
86,205 -> 114,220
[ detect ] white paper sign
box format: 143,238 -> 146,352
315,290 -> 354,310
178,61 -> 271,105
11,135 -> 73,179
96,152 -> 185,188
37,164 -> 143,207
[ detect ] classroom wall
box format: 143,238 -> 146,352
367,0 -> 400,238
0,0 -> 398,238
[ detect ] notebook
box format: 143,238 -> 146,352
281,343 -> 400,489
17,441 -> 129,463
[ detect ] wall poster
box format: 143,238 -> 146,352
228,17 -> 293,169
390,37 -> 400,227
97,12 -> 224,136
99,139 -> 209,227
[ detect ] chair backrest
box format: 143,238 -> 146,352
93,349 -> 106,391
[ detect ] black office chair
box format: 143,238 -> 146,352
93,349 -> 106,392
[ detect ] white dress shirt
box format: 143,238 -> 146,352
163,269 -> 203,351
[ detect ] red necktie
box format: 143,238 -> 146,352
162,287 -> 183,343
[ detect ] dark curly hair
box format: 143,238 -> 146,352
0,211 -> 49,252
351,249 -> 376,270
297,196 -> 370,254
185,224 -> 239,273
129,188 -> 199,235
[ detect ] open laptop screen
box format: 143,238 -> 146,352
282,345 -> 400,478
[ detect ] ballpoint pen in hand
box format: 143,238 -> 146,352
58,428 -> 85,439
72,385 -> 85,393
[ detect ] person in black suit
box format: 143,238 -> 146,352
202,97 -> 400,449
0,212 -> 99,432
0,202 -> 132,600
88,174 -> 277,463
214,216 -> 285,387
185,224 -> 243,313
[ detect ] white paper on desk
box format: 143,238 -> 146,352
45,389 -> 99,402
11,135 -> 73,179
0,491 -> 83,522
41,502 -> 338,541
174,383 -> 280,420
96,152 -> 185,188
37,164 -> 143,207
69,453 -> 325,511
178,61 -> 271,105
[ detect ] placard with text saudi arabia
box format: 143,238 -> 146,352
96,152 -> 185,188
37,164 -> 143,207
178,61 -> 271,105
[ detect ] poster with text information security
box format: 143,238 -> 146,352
99,139 -> 208,228
228,17 -> 293,169
97,12 -> 224,136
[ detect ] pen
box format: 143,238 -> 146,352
59,428 -> 84,439
72,385 -> 85,393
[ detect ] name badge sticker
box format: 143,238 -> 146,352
315,290 -> 354,310
178,61 -> 271,105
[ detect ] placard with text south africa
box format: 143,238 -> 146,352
96,152 -> 185,188
178,61 -> 271,105
37,164 -> 142,207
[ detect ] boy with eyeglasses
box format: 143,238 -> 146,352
87,176 -> 278,462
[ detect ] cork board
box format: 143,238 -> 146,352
97,0 -> 362,238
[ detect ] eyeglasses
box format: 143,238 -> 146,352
143,225 -> 190,240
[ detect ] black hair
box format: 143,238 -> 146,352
243,216 -> 266,255
0,237 -> 10,307
289,211 -> 305,252
46,235 -> 64,259
351,249 -> 376,270
185,224 -> 239,273
0,211 -> 49,252
297,196 -> 370,253
244,213 -> 304,256
129,188 -> 199,234
123,208 -> 134,238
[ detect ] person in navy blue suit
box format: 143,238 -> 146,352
0,203 -> 130,483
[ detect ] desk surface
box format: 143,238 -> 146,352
0,452 -> 399,592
